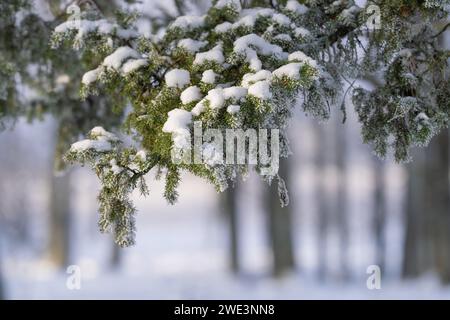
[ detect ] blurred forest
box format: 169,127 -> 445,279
1,0 -> 450,299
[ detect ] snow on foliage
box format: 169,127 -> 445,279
165,69 -> 191,88
180,86 -> 203,105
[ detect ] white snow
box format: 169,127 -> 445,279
54,19 -> 138,39
180,86 -> 203,105
135,150 -> 147,160
223,86 -> 247,101
234,34 -> 285,57
82,48 -> 146,81
202,70 -> 218,84
116,28 -> 140,39
214,0 -> 242,11
214,22 -> 233,34
194,44 -> 225,65
162,109 -> 193,134
191,100 -> 207,116
102,46 -> 141,70
234,8 -> 275,29
227,104 -> 241,114
90,126 -> 119,141
178,39 -> 207,53
415,112 -> 429,122
109,159 -> 123,175
170,15 -> 205,30
210,7 -> 297,37
273,63 -> 303,80
272,13 -> 291,25
248,80 -> 272,100
199,86 -> 248,111
82,68 -> 101,85
288,51 -> 318,68
165,69 -> 191,88
285,0 -> 309,14
162,109 -> 193,149
70,139 -> 112,153
233,34 -> 287,71
206,88 -> 226,109
242,70 -> 272,88
274,33 -> 292,42
121,59 -> 148,74
294,27 -> 311,37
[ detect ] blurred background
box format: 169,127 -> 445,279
1,0 -> 450,299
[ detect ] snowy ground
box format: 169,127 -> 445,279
3,176 -> 450,299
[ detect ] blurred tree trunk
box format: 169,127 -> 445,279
220,186 -> 239,274
403,149 -> 427,278
373,156 -> 386,271
265,157 -> 295,277
373,158 -> 386,272
425,130 -> 450,283
48,169 -> 72,268
403,130 -> 450,283
316,124 -> 329,280
0,241 -> 4,300
335,121 -> 349,280
0,265 -> 4,300
110,239 -> 122,269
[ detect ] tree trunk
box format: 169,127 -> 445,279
220,186 -> 239,274
110,239 -> 122,269
402,148 -> 427,278
265,157 -> 295,277
335,121 -> 349,280
424,130 -> 450,283
373,158 -> 386,273
0,244 -> 4,300
48,169 -> 72,268
403,130 -> 450,283
316,124 -> 329,281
